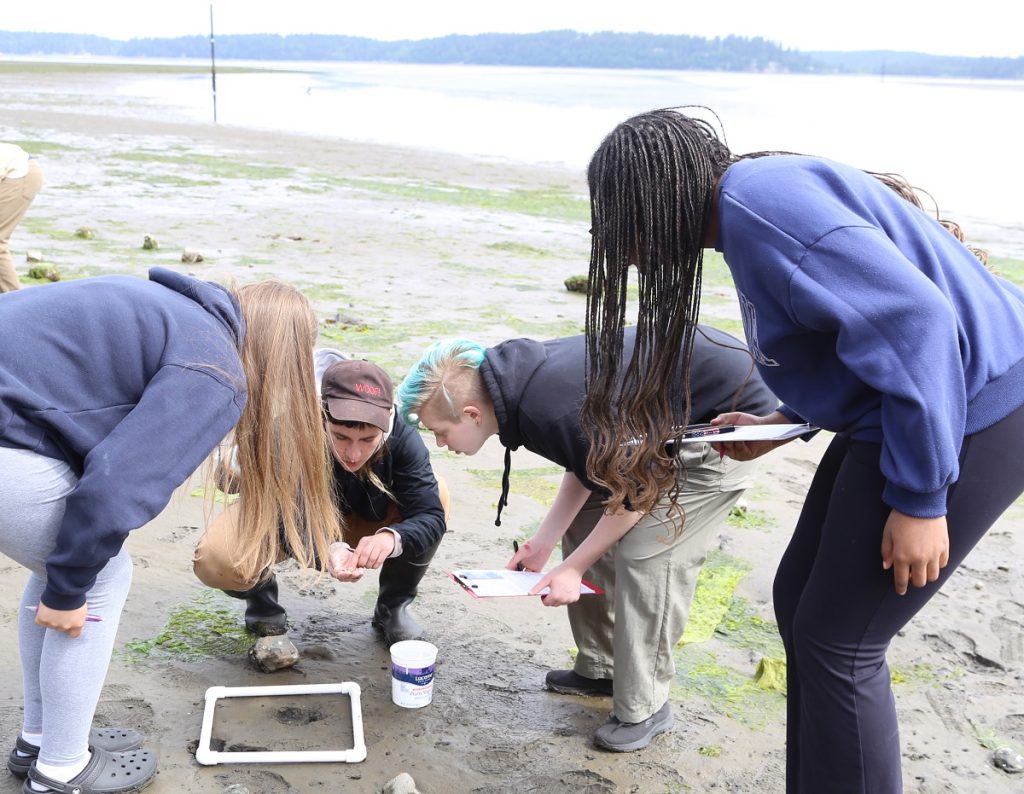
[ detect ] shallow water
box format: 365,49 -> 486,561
8,56 -> 1024,257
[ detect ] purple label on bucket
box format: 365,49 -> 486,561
393,663 -> 434,686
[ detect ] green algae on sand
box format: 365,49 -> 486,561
121,590 -> 253,663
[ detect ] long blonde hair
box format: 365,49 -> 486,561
221,280 -> 341,582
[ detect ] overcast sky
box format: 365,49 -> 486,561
1,0 -> 1021,59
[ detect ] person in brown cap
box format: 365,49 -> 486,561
320,358 -> 450,644
196,355 -> 449,646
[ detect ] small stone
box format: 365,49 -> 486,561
993,745 -> 1024,773
381,772 -> 421,794
181,248 -> 204,263
25,250 -> 43,263
27,264 -> 60,282
75,226 -> 96,239
142,235 -> 160,250
564,274 -> 589,293
249,635 -> 299,672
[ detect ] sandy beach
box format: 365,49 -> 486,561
2,65 -> 1024,794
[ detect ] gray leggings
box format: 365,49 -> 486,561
0,446 -> 132,766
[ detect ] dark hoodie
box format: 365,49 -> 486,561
0,267 -> 247,609
478,326 -> 778,520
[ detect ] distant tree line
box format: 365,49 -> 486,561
0,29 -> 1021,79
808,50 -> 1024,80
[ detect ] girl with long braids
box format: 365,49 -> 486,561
0,268 -> 340,794
581,107 -> 1024,792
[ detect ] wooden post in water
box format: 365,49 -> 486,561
209,4 -> 218,123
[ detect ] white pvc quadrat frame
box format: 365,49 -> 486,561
196,682 -> 367,765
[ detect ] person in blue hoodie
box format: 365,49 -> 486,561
579,107 -> 1024,793
0,268 -> 340,794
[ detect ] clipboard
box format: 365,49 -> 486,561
627,422 -> 817,454
670,422 -> 818,445
448,569 -> 604,598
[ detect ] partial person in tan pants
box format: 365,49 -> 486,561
0,143 -> 43,293
194,357 -> 450,647
561,445 -> 757,740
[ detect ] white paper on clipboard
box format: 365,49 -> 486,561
448,569 -> 604,598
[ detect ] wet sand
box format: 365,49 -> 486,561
2,66 -> 1024,793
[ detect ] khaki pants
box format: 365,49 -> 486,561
0,159 -> 43,293
563,445 -> 757,723
193,475 -> 451,591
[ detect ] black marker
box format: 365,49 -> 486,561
512,540 -> 525,571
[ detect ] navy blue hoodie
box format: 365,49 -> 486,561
717,155 -> 1024,516
0,268 -> 246,609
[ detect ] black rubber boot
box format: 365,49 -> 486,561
224,574 -> 288,637
372,541 -> 439,645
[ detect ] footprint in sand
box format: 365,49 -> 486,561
991,600 -> 1024,665
94,685 -> 156,731
923,629 -> 1005,673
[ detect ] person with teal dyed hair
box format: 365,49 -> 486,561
398,327 -> 777,752
396,338 -> 486,431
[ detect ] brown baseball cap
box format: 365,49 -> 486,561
321,360 -> 394,432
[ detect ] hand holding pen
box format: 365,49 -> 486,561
707,410 -> 798,462
25,606 -> 103,621
508,535 -> 557,573
28,603 -> 103,638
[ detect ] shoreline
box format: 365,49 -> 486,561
4,60 -> 1024,263
2,69 -> 1024,794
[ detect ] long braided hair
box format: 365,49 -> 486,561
583,107 -> 735,515
582,107 -> 987,516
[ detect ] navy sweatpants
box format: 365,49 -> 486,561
774,402 -> 1024,793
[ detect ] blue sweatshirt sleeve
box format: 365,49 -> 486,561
788,225 -> 965,517
385,422 -> 446,558
42,364 -> 245,610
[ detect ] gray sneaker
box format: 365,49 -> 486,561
545,669 -> 613,696
593,701 -> 674,752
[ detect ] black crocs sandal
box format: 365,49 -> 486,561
7,728 -> 143,779
22,746 -> 156,794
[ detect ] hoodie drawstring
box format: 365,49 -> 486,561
495,446 -> 512,526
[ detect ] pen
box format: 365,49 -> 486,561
679,424 -> 737,439
512,540 -> 525,572
26,606 -> 104,622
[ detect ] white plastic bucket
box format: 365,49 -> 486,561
390,640 -> 438,708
